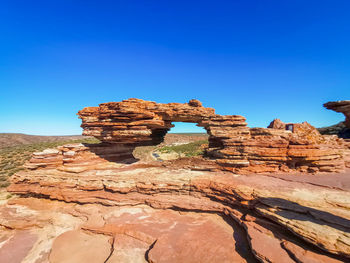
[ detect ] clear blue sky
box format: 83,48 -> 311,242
1,1 -> 349,135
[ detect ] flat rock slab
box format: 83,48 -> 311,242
0,230 -> 37,263
49,230 -> 112,263
101,207 -> 244,263
0,201 -> 250,263
3,167 -> 350,262
108,234 -> 149,263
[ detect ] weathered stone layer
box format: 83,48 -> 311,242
78,99 -> 350,173
324,100 -> 350,128
7,163 -> 350,262
78,98 -> 217,145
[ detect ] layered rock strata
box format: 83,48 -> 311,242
78,98 -> 216,145
6,161 -> 350,262
78,99 -> 349,173
324,100 -> 350,128
3,100 -> 350,262
207,118 -> 349,173
24,143 -> 138,172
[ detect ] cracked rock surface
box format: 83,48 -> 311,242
3,159 -> 350,262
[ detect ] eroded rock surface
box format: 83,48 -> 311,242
3,99 -> 350,262
0,199 -> 253,263
6,161 -> 350,262
324,100 -> 350,128
78,99 -> 349,173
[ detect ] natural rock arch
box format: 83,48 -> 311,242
4,99 -> 350,263
78,98 -> 349,173
78,98 -> 219,145
77,98 -> 248,166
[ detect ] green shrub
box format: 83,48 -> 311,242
158,139 -> 208,157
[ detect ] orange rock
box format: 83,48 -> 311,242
0,230 -> 37,263
3,99 -> 350,262
324,100 -> 350,128
281,241 -> 343,263
5,169 -> 350,262
49,230 -> 112,263
77,99 -> 349,173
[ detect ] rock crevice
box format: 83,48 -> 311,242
6,165 -> 350,262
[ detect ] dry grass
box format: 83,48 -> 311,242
133,145 -> 157,162
158,139 -> 208,157
133,134 -> 209,161
0,133 -> 89,149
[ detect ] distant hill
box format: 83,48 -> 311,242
317,122 -> 350,139
0,133 -> 87,149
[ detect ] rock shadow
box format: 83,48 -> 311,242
221,214 -> 259,263
82,142 -> 139,164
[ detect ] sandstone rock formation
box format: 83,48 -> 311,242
78,98 -> 349,173
24,143 -> 138,172
5,163 -> 350,262
324,100 -> 350,128
3,99 -> 350,262
78,98 -> 216,145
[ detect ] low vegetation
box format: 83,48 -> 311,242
0,134 -> 207,189
158,139 -> 208,157
0,137 -> 99,188
0,133 -> 89,148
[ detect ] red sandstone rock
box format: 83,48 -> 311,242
324,100 -> 350,128
3,99 -> 350,263
0,230 -> 37,263
188,99 -> 203,107
78,98 -> 216,145
0,199 -> 252,263
267,118 -> 286,129
242,216 -> 294,263
49,230 -> 112,263
7,163 -> 350,261
281,241 -> 343,263
77,99 -> 349,173
108,234 -> 150,263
